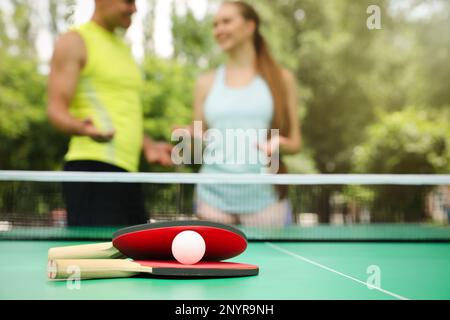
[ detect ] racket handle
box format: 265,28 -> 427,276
48,259 -> 146,280
48,242 -> 125,260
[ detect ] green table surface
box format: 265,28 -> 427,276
1,240 -> 449,300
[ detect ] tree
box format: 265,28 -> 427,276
8,0 -> 34,58
0,8 -> 9,48
352,107 -> 450,221
353,108 -> 449,174
171,3 -> 220,70
49,0 -> 77,39
0,51 -> 67,170
142,0 -> 157,55
413,0 -> 450,109
0,0 -> 69,170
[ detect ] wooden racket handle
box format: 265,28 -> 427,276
48,242 -> 125,260
47,259 -> 148,280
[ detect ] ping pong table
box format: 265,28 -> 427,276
1,225 -> 450,300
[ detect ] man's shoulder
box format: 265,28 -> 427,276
55,31 -> 84,50
53,31 -> 86,64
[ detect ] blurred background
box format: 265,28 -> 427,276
0,0 -> 448,174
0,0 -> 449,228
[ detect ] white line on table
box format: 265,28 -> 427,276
265,242 -> 409,300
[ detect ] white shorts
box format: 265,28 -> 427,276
196,199 -> 292,227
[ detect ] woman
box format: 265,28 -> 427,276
193,1 -> 301,227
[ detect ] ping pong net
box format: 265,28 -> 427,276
0,170 -> 449,241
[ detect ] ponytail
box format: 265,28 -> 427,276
253,29 -> 290,138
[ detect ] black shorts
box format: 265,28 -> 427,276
63,160 -> 147,226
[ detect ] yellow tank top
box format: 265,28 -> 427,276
65,21 -> 143,172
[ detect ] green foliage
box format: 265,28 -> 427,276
414,3 -> 450,109
352,107 -> 450,221
283,152 -> 318,173
171,4 -> 224,70
0,10 -> 9,48
9,0 -> 35,58
172,7 -> 218,69
295,0 -> 394,173
353,108 -> 450,174
141,56 -> 196,141
0,52 -> 67,170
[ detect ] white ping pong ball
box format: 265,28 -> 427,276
171,230 -> 206,265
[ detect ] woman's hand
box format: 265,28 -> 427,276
257,135 -> 289,157
143,136 -> 173,166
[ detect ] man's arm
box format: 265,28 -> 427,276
47,32 -> 114,142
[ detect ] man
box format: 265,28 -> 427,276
47,0 -> 172,226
